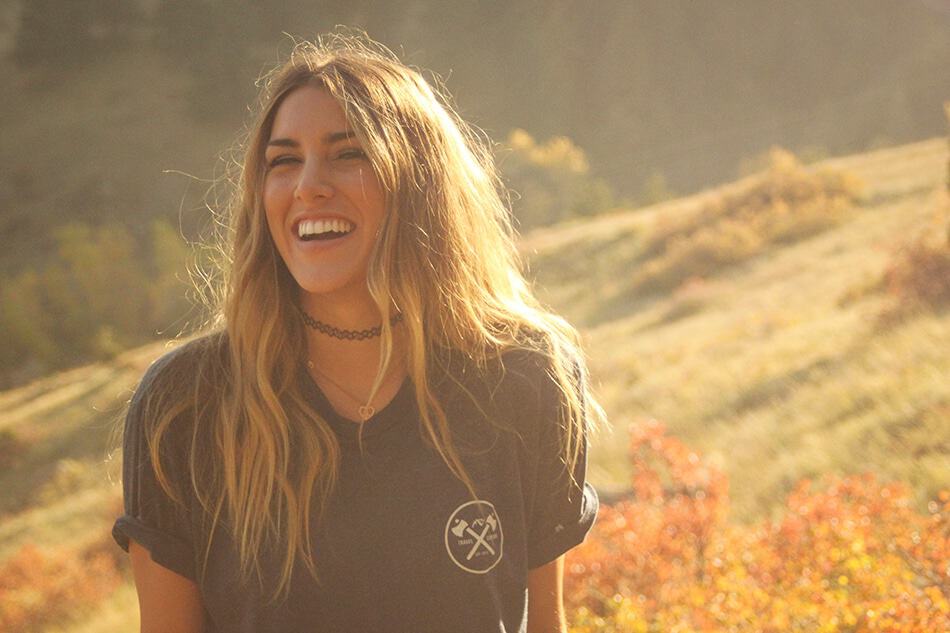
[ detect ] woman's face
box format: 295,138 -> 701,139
263,84 -> 386,305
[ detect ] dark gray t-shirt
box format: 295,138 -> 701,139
112,338 -> 598,632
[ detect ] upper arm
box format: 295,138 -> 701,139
522,348 -> 599,570
526,555 -> 567,633
129,539 -> 207,633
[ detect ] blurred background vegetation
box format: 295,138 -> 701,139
1,0 -> 948,385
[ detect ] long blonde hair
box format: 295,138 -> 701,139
130,32 -> 607,605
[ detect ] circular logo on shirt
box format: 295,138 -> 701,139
444,500 -> 504,574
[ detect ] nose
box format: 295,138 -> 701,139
294,159 -> 333,201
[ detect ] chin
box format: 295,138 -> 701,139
292,273 -> 368,301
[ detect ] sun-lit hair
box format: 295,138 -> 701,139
130,31 -> 607,605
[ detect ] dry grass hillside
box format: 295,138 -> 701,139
524,136 -> 949,521
0,136 -> 947,632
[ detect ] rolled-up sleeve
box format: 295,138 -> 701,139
112,358 -> 197,581
526,355 -> 599,569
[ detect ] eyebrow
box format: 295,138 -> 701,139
266,130 -> 356,148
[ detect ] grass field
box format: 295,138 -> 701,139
0,136 -> 947,632
523,136 -> 949,521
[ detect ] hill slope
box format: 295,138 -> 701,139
523,136 -> 949,521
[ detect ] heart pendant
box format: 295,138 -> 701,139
358,405 -> 375,421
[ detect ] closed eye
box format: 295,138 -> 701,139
337,148 -> 367,160
267,155 -> 299,169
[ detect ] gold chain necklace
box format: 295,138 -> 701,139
306,360 -> 401,422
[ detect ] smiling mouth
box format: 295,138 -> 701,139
296,218 -> 356,242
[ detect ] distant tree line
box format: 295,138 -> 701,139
5,0 -> 948,384
11,0 -> 950,195
0,220 -> 194,387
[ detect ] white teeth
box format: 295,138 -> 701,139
297,219 -> 355,238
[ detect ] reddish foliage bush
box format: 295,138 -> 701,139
875,196 -> 950,326
0,538 -> 121,632
882,234 -> 950,311
565,420 -> 950,632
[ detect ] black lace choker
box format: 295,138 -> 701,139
297,305 -> 404,340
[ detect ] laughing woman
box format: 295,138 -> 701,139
112,33 -> 606,633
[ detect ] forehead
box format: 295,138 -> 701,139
268,85 -> 350,140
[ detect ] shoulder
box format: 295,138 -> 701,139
497,332 -> 585,390
123,333 -> 228,477
496,346 -> 554,394
441,338 -> 583,419
134,332 -> 229,403
498,343 -> 585,416
127,331 -> 229,435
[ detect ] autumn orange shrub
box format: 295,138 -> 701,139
878,199 -> 950,322
869,104 -> 950,323
0,537 -> 122,632
566,419 -> 950,632
868,183 -> 949,331
881,235 -> 950,311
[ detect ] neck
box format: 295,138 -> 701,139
298,289 -> 388,333
299,295 -> 409,387
307,328 -> 409,395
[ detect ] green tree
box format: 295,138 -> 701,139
499,129 -> 613,231
0,220 -> 198,384
0,270 -> 54,379
43,223 -> 149,360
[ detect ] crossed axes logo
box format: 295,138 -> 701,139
444,500 -> 503,573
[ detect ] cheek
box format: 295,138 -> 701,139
353,169 -> 387,217
262,205 -> 286,258
262,174 -> 287,210
262,177 -> 292,229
